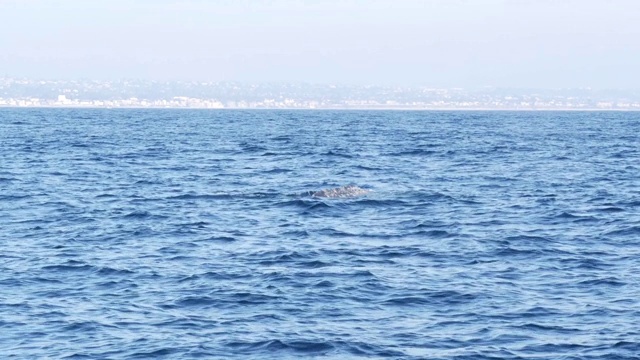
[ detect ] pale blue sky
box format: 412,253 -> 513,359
1,0 -> 638,88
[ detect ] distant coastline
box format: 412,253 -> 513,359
1,104 -> 639,111
0,105 -> 640,112
2,78 -> 639,111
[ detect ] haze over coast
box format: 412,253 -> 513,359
2,78 -> 639,110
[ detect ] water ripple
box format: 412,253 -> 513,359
1,109 -> 640,359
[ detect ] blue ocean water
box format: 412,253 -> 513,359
1,109 -> 639,359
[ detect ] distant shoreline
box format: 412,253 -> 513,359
1,105 -> 639,112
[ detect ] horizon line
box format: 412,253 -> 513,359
2,105 -> 639,112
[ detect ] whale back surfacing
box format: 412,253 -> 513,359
311,185 -> 370,198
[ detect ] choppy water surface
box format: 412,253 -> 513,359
1,109 -> 639,359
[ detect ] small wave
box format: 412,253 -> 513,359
226,339 -> 334,354
355,164 -> 383,170
550,211 -> 599,223
401,219 -> 450,228
381,290 -> 477,306
317,228 -> 394,239
317,228 -> 356,237
494,246 -> 541,258
70,142 -> 90,148
263,168 -> 292,174
597,206 -> 625,212
200,235 -> 236,242
515,323 -> 580,333
388,149 -> 437,156
313,280 -> 335,288
129,348 -> 179,358
167,193 -> 233,200
382,296 -> 431,306
578,277 -> 626,287
261,151 -> 299,156
173,296 -> 221,308
297,260 -> 331,268
603,226 -> 640,236
200,271 -> 251,280
42,264 -> 95,272
337,341 -> 407,357
504,235 -> 552,243
253,250 -> 312,263
623,200 -> 640,207
32,277 -> 64,284
407,191 -> 456,202
96,267 -> 135,276
410,229 -> 454,238
270,135 -> 292,141
301,202 -> 333,212
561,257 -> 611,270
122,211 -> 168,220
321,150 -> 354,158
96,279 -> 137,289
237,143 -> 267,153
0,194 -> 30,201
519,306 -> 559,317
280,229 -> 309,237
168,192 -> 279,201
555,211 -> 583,219
172,292 -> 281,309
352,198 -> 406,206
277,199 -> 331,209
133,179 -> 159,185
612,341 -> 640,350
63,320 -> 113,332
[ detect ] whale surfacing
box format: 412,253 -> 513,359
311,185 -> 370,198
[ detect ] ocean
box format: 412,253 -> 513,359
1,109 -> 639,359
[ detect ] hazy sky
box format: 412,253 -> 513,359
1,0 -> 638,88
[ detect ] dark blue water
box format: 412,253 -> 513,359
1,109 -> 639,359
